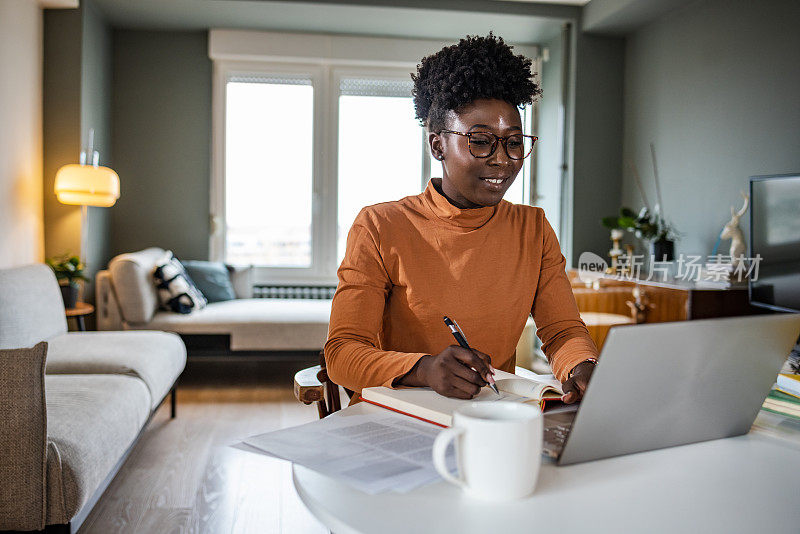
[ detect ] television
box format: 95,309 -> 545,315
749,173 -> 800,313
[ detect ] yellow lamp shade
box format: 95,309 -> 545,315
54,164 -> 120,207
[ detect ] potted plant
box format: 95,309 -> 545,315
46,253 -> 88,308
602,206 -> 679,261
602,144 -> 681,262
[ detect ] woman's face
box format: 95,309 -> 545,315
430,98 -> 525,208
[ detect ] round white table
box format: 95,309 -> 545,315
292,404 -> 800,534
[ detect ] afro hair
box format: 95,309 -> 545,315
411,32 -> 542,133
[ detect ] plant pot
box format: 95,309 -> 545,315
60,282 -> 79,309
650,238 -> 675,262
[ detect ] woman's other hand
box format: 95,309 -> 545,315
561,360 -> 596,404
396,346 -> 493,399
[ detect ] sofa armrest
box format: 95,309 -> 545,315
0,342 -> 48,531
95,270 -> 124,331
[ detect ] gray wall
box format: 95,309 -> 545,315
622,0 -> 800,258
570,29 -> 626,264
81,0 -> 113,285
110,30 -> 211,260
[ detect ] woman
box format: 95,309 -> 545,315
325,33 -> 598,404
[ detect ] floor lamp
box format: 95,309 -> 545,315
54,130 -> 120,300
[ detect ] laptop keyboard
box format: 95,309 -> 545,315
542,407 -> 578,458
544,424 -> 571,446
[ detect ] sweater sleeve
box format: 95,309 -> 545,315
531,214 -> 599,382
324,210 -> 429,393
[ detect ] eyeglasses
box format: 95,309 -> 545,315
440,130 -> 538,160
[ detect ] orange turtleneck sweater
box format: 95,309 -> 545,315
325,178 -> 598,396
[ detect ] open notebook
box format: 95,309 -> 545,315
361,369 -> 564,427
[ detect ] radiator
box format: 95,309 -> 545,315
254,285 -> 337,300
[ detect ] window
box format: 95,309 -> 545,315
225,76 -> 315,267
210,34 -> 539,284
336,78 -> 423,262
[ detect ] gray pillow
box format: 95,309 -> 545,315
181,260 -> 237,303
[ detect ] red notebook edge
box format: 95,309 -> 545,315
361,398 -> 449,428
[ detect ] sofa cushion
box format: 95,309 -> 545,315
128,298 -> 332,351
228,264 -> 254,299
45,331 -> 186,409
108,247 -> 165,324
0,264 -> 67,349
182,260 -> 237,303
44,374 -> 150,525
153,251 -> 207,314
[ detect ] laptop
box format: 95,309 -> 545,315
542,313 -> 800,465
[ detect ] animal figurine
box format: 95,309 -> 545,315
626,286 -> 653,324
720,191 -> 749,268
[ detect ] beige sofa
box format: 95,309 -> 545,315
96,247 -> 332,352
0,264 -> 186,533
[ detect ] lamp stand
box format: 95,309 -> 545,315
81,204 -> 89,301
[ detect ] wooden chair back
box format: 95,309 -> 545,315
293,350 -> 352,418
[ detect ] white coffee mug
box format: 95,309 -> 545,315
432,401 -> 543,501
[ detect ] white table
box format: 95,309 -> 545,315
293,403 -> 800,534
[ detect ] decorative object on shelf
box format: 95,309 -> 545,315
626,286 -> 653,324
650,236 -> 675,263
602,206 -> 678,260
46,253 -> 88,308
624,244 -> 635,274
603,144 -> 680,261
607,228 -> 624,274
719,191 -> 750,269
54,128 -> 120,267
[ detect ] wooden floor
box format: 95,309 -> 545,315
78,360 -> 328,534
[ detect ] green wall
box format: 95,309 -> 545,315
621,0 -> 800,258
81,0 -> 113,300
110,30 -> 211,260
43,1 -> 113,312
43,8 -> 83,264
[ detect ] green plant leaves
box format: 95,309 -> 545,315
45,253 -> 89,283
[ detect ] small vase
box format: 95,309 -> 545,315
650,238 -> 675,262
60,282 -> 79,309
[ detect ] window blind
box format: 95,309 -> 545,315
229,74 -> 312,86
339,78 -> 413,98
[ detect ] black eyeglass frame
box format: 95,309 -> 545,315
439,129 -> 538,160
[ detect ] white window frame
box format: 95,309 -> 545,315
210,29 -> 539,285
211,60 -> 329,283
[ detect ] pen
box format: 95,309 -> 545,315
442,315 -> 500,395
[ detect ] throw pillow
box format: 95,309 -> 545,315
181,260 -> 237,303
153,251 -> 207,314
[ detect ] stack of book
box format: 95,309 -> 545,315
694,262 -> 735,288
762,374 -> 800,420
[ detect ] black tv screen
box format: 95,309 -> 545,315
749,173 -> 800,313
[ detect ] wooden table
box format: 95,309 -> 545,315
579,311 -> 635,351
65,301 -> 94,331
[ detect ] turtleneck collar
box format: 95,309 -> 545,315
422,178 -> 498,229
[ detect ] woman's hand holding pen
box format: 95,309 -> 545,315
396,346 -> 494,399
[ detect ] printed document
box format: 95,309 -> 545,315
242,411 -> 453,494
